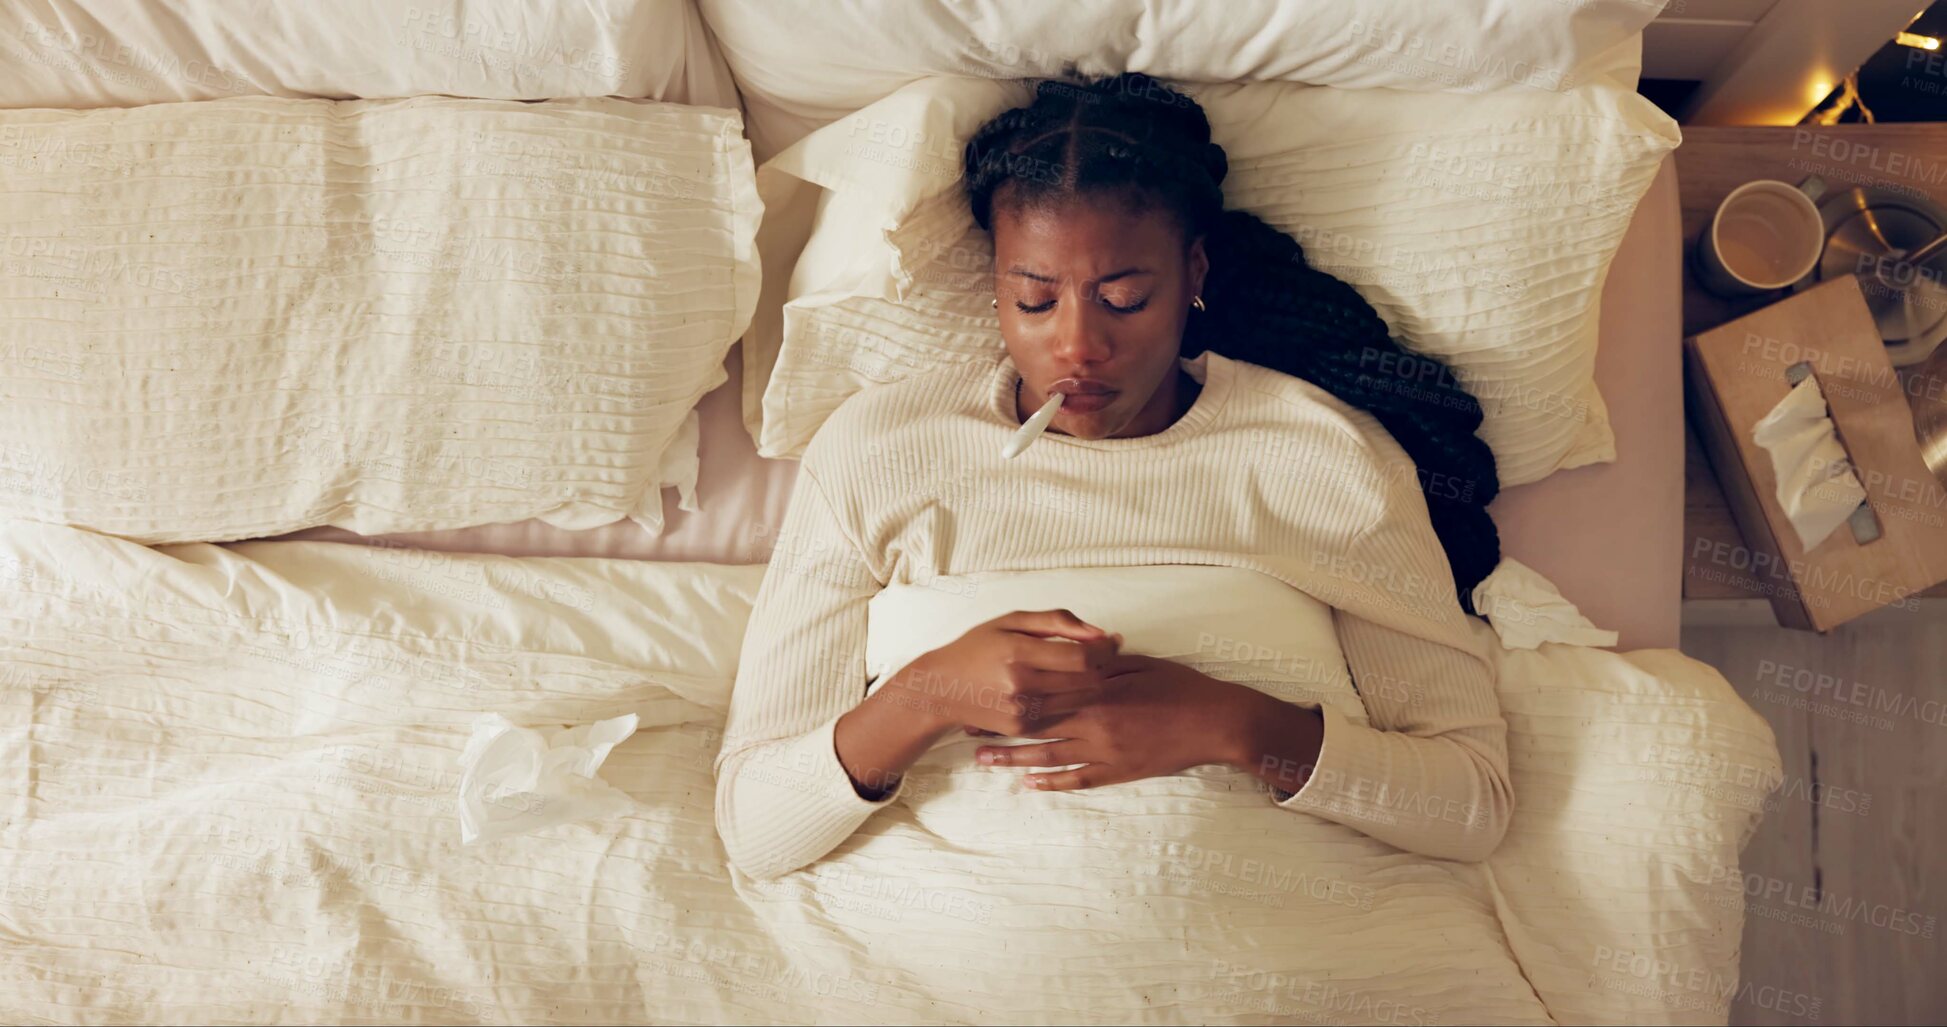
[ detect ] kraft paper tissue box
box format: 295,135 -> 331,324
1684,276 -> 1947,632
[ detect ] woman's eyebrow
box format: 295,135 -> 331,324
1004,266 -> 1153,283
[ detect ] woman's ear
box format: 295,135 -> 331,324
1187,234 -> 1209,302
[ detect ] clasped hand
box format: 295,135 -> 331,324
878,609 -> 1269,792
975,650 -> 1265,790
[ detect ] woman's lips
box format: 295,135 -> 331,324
1056,390 -> 1116,414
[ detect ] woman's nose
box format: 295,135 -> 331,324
1053,293 -> 1114,363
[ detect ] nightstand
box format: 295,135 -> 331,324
1673,124 -> 1947,625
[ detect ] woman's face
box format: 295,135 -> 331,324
990,191 -> 1208,439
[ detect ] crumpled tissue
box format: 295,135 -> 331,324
1469,557 -> 1620,650
1751,375 -> 1869,552
457,712 -> 639,845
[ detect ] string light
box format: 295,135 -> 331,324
1807,72 -> 1877,126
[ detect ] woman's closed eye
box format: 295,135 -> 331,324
1014,294 -> 1150,315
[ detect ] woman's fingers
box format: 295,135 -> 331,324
1015,673 -> 1107,716
997,609 -> 1114,644
1023,766 -> 1118,791
1015,665 -> 1102,694
976,740 -> 1084,768
1015,634 -> 1121,675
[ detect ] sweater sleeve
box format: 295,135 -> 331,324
713,464 -> 900,880
1270,606 -> 1513,862
1267,459 -> 1513,862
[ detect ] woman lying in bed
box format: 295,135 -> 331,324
714,72 -> 1510,881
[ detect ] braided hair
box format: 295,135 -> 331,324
963,72 -> 1501,615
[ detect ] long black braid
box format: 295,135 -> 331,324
963,72 -> 1501,615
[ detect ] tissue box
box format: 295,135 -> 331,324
1684,276 -> 1947,631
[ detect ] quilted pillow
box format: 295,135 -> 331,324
0,0 -> 739,109
698,0 -> 1662,160
743,75 -> 1677,485
0,95 -> 760,542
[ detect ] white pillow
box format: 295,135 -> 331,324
699,0 -> 1661,160
0,0 -> 741,109
0,95 -> 761,543
744,76 -> 1678,486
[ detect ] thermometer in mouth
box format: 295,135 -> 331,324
1001,390 -> 1064,460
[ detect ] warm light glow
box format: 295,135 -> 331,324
1808,78 -> 1835,106
1896,31 -> 1941,50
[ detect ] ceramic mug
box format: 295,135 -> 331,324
1694,176 -> 1827,298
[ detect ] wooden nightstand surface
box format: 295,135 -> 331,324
1673,123 -> 1947,604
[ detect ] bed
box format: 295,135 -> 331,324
0,1 -> 1771,1024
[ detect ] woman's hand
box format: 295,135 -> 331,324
880,609 -> 1124,737
973,653 -> 1307,790
835,609 -> 1122,799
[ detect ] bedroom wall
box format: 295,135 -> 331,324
1640,0 -> 1934,123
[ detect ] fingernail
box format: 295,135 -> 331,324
977,750 -> 997,765
1026,775 -> 1045,789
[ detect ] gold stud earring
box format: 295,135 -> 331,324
1192,295 -> 1207,312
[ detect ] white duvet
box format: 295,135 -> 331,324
0,523 -> 1779,1024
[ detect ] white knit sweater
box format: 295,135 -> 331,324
716,348 -> 1511,879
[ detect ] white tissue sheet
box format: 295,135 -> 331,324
0,525 -> 1779,1024
1751,376 -> 1869,551
458,712 -> 640,845
1471,557 -> 1621,651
